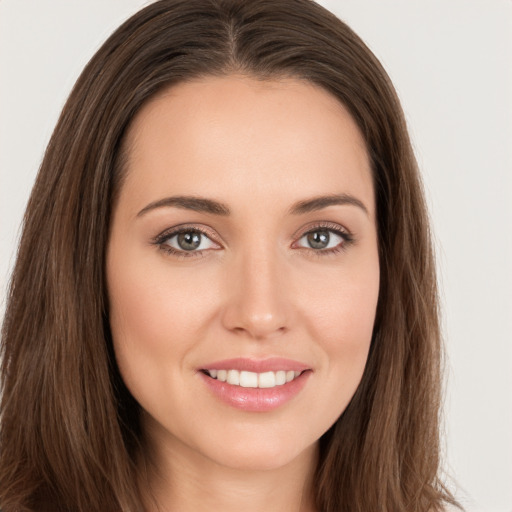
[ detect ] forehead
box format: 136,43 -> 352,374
120,75 -> 374,217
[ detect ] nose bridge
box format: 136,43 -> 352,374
222,239 -> 289,338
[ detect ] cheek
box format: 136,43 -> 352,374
108,251 -> 215,342
106,248 -> 219,396
298,256 -> 379,407
301,256 -> 379,349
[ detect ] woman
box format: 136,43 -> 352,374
0,1 -> 460,511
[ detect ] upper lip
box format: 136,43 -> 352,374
200,357 -> 311,373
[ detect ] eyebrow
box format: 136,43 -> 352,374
289,193 -> 369,216
137,193 -> 368,218
137,196 -> 231,217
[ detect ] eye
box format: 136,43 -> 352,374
297,229 -> 342,250
167,230 -> 215,252
153,226 -> 221,257
294,225 -> 353,254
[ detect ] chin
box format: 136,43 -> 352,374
202,433 -> 318,472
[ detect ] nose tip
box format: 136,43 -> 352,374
229,311 -> 288,340
221,254 -> 290,340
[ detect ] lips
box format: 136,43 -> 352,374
199,358 -> 311,412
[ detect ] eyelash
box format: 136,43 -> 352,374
151,222 -> 355,259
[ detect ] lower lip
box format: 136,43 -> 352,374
199,371 -> 311,412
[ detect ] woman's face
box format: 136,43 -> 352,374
107,75 -> 379,472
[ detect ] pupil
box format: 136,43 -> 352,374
178,231 -> 201,251
307,230 -> 329,249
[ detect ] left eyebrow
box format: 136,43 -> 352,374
289,193 -> 369,216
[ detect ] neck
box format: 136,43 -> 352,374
140,432 -> 319,512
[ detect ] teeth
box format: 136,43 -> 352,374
206,369 -> 303,388
240,371 -> 258,388
258,371 -> 275,388
227,369 -> 240,385
275,370 -> 286,386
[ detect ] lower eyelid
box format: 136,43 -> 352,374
160,245 -> 207,259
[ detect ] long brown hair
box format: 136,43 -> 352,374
0,1 -> 459,510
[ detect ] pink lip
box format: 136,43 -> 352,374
201,357 -> 310,373
198,358 -> 312,412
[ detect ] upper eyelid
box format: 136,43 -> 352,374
153,223 -> 220,244
292,221 -> 351,239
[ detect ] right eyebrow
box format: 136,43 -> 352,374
137,195 -> 231,217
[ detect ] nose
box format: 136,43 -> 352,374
221,247 -> 291,340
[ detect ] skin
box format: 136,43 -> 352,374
107,75 -> 380,512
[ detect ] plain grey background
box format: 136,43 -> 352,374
1,1 -> 511,511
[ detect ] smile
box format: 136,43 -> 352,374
203,369 -> 302,389
199,358 -> 311,412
